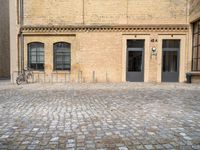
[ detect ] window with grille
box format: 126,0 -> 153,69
28,42 -> 44,71
192,19 -> 200,71
53,42 -> 71,71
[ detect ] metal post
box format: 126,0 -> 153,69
56,72 -> 58,83
78,71 -> 79,83
65,73 -> 66,84
80,71 -> 83,83
32,73 -> 34,83
12,72 -> 14,84
43,72 -> 45,83
93,71 -> 95,83
78,70 -> 81,83
37,73 -> 39,83
106,72 -> 108,82
68,73 -> 70,83
51,73 -> 53,84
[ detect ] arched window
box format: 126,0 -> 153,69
28,42 -> 44,70
54,42 -> 71,70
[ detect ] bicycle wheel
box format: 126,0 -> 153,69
16,76 -> 23,85
26,73 -> 33,83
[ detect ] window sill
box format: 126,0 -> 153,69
52,70 -> 71,73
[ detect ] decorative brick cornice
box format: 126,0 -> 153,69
21,25 -> 189,33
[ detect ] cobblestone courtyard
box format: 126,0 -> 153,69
0,82 -> 200,150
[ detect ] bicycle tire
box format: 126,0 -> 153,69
16,77 -> 23,85
26,73 -> 33,83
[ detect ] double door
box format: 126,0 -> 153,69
126,39 -> 180,82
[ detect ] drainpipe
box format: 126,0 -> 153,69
20,33 -> 24,72
19,0 -> 24,72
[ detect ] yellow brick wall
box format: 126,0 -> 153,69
21,30 -> 189,83
24,0 -> 83,25
11,0 -> 193,83
78,32 -> 122,82
189,0 -> 200,22
84,0 -> 127,25
23,0 -> 188,26
127,0 -> 187,25
23,32 -> 123,83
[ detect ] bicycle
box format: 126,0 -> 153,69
16,68 -> 33,85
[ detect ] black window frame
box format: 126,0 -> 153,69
28,42 -> 45,71
192,19 -> 200,71
53,42 -> 71,71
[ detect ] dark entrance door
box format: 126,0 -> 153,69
126,40 -> 144,82
162,40 -> 180,82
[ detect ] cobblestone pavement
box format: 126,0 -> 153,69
0,82 -> 200,150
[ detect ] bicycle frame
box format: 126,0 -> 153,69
16,68 -> 33,85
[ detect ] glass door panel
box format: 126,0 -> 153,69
163,51 -> 178,72
128,51 -> 142,72
126,40 -> 144,82
162,40 -> 180,82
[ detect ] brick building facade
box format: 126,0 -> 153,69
9,0 -> 200,83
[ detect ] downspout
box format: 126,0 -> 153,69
186,0 -> 192,72
19,0 -> 24,72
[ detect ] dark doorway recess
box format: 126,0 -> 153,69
126,40 -> 145,82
